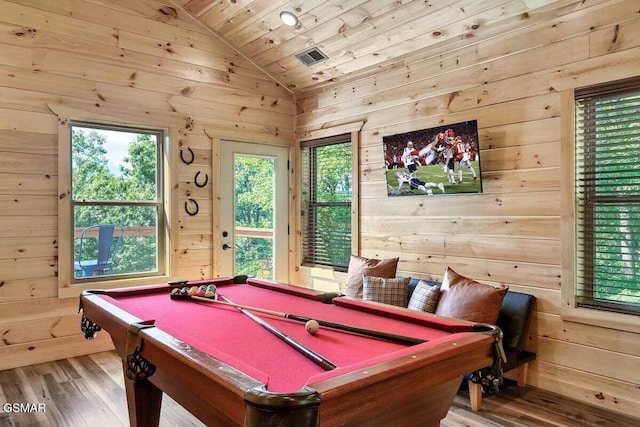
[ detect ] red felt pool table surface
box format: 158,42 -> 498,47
80,277 -> 498,427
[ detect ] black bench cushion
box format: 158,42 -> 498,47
496,291 -> 536,354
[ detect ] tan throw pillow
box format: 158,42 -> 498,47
435,267 -> 508,324
343,255 -> 399,298
363,276 -> 410,307
407,280 -> 441,313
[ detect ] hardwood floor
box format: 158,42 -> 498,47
0,351 -> 637,427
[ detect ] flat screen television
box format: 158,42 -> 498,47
382,120 -> 482,196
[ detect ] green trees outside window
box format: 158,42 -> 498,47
575,79 -> 640,315
301,135 -> 352,270
71,124 -> 163,279
233,156 -> 275,280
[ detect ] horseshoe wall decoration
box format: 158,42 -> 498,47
184,198 -> 199,216
180,147 -> 194,165
194,171 -> 209,188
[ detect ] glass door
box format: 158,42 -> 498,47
219,141 -> 289,282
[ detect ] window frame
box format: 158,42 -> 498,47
57,117 -> 176,299
299,132 -> 359,271
560,86 -> 640,334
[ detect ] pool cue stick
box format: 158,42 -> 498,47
187,295 -> 426,346
218,295 -> 337,371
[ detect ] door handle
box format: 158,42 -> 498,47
222,243 -> 234,250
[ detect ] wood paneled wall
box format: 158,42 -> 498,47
1,0 -> 638,421
0,0 -> 293,369
295,0 -> 640,418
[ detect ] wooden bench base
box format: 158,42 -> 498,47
468,362 -> 531,411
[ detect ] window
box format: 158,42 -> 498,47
69,123 -> 165,282
301,134 -> 353,270
574,77 -> 640,315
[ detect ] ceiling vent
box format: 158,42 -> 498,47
295,47 -> 329,66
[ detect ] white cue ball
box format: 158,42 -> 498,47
305,319 -> 320,335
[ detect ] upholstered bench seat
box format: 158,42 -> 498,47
343,256 -> 537,412
406,278 -> 537,411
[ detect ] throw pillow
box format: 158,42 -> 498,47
407,280 -> 441,313
435,267 -> 508,324
363,276 -> 410,308
343,255 -> 399,298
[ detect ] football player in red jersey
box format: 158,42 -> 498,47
453,136 -> 477,183
445,128 -> 455,145
441,129 -> 461,184
419,132 -> 447,166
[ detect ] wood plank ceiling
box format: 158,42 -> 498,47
169,0 -> 577,93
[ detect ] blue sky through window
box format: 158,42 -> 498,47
75,127 -> 140,176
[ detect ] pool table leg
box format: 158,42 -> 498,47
124,370 -> 163,427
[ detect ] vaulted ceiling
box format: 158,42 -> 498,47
168,0 -> 579,94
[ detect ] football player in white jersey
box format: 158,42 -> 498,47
396,171 -> 445,195
401,141 -> 421,178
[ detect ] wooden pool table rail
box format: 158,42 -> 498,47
80,283 -> 499,427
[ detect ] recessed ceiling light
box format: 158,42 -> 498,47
280,11 -> 299,27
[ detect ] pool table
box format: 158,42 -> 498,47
79,277 -> 501,427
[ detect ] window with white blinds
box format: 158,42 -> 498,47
574,77 -> 640,315
300,134 -> 352,270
